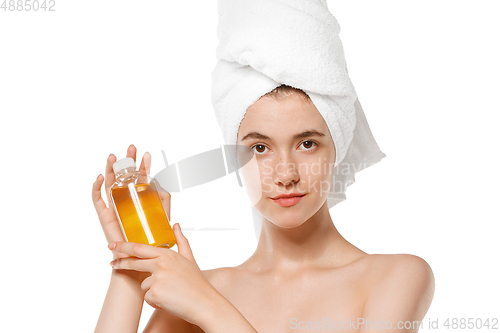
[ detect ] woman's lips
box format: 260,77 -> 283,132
271,194 -> 306,207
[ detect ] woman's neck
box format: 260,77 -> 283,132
245,201 -> 367,273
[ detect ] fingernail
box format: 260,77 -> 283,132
110,260 -> 116,268
108,242 -> 116,250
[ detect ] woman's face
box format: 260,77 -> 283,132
236,91 -> 336,229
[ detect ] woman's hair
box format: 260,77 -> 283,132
263,84 -> 311,101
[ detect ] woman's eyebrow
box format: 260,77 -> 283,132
241,129 -> 325,141
292,130 -> 325,139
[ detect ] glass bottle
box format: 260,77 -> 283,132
109,157 -> 176,248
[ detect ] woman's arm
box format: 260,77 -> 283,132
143,302 -> 258,333
143,267 -> 257,333
95,269 -> 149,333
143,309 -> 201,333
110,239 -> 259,333
196,293 -> 258,333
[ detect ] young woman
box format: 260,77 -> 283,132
92,85 -> 435,333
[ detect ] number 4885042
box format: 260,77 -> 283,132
1,0 -> 56,11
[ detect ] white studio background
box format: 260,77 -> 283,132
0,0 -> 498,332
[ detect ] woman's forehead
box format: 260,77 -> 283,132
238,94 -> 329,137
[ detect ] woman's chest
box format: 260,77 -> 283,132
218,270 -> 366,333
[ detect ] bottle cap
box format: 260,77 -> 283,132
113,157 -> 136,174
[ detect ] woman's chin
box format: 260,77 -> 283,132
256,199 -> 321,229
264,211 -> 309,229
275,220 -> 307,229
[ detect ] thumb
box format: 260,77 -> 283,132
173,223 -> 198,266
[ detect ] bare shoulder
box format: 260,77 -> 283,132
361,253 -> 435,321
374,253 -> 433,283
363,253 -> 434,291
201,266 -> 236,292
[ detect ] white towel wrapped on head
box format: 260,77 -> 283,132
211,0 -> 386,240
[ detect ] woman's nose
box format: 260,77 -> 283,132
273,154 -> 300,186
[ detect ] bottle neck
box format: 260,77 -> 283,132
115,167 -> 140,183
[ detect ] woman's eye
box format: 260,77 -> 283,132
251,141 -> 317,154
251,144 -> 269,154
299,140 -> 317,150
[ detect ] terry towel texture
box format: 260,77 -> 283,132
211,0 -> 386,240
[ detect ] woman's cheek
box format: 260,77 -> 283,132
302,156 -> 333,199
261,168 -> 275,194
239,153 -> 263,206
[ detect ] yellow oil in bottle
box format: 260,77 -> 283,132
111,183 -> 176,248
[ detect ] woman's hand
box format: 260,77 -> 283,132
108,224 -> 220,326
